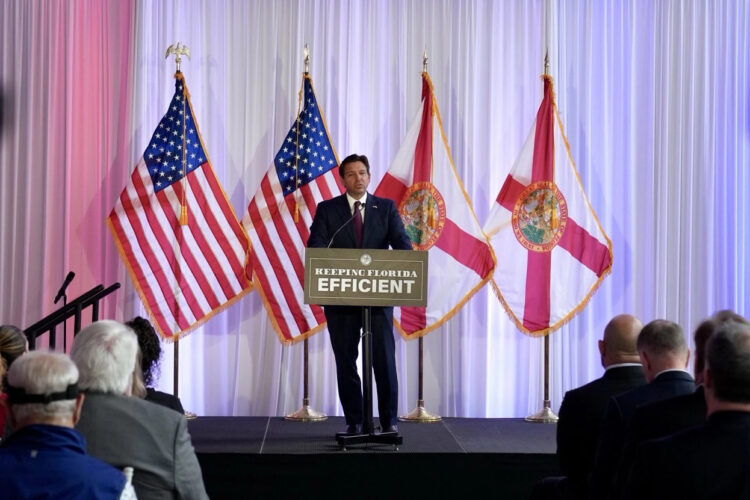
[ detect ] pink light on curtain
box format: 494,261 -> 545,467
0,0 -> 136,343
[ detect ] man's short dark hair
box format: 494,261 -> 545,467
706,321 -> 750,403
338,154 -> 370,178
636,319 -> 686,357
694,311 -> 749,376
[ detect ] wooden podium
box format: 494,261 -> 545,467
304,248 -> 427,449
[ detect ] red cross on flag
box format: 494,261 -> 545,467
375,72 -> 496,338
483,75 -> 613,336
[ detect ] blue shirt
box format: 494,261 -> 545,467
0,424 -> 126,499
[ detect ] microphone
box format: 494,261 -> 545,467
327,203 -> 364,248
53,271 -> 75,304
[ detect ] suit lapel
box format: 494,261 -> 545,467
334,194 -> 357,247
361,193 -> 380,249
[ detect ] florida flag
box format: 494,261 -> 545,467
483,75 -> 613,336
375,72 -> 496,339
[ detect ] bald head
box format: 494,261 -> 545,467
599,314 -> 643,367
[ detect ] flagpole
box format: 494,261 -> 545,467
286,43 -> 326,423
399,335 -> 441,422
526,51 -> 558,424
400,49 -> 441,424
164,43 -> 196,419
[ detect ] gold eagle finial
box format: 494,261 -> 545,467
165,43 -> 191,72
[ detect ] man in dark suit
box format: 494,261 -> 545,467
551,314 -> 647,498
591,319 -> 694,499
626,320 -> 750,499
626,314 -> 749,444
308,154 -> 412,435
611,311 -> 750,497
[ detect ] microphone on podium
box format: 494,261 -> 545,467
327,203 -> 364,248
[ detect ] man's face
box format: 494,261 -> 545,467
341,161 -> 370,199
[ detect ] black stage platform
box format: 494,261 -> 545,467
188,417 -> 559,499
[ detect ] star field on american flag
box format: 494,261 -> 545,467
274,78 -> 336,196
144,76 -> 207,192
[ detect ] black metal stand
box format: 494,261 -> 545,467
336,306 -> 403,450
61,294 -> 68,352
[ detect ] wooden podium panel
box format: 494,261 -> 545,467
304,248 -> 427,307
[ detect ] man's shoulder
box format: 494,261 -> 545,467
369,194 -> 398,209
82,392 -> 185,428
565,366 -> 644,401
635,388 -> 703,420
317,194 -> 346,208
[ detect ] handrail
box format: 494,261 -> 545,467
24,282 -> 120,350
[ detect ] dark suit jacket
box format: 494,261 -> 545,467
591,370 -> 695,499
629,385 -> 706,443
610,386 -> 708,498
77,392 -> 208,500
626,411 -> 750,499
307,192 -> 412,251
556,365 -> 647,496
146,387 -> 186,415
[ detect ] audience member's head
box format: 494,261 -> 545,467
704,320 -> 750,414
6,351 -> 83,429
0,325 -> 28,385
598,314 -> 643,368
70,320 -> 138,395
636,319 -> 689,382
712,309 -> 749,325
693,311 -> 749,383
126,316 -> 162,388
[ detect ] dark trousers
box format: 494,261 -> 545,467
325,305 -> 398,427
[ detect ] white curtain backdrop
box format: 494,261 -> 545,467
1,0 -> 747,418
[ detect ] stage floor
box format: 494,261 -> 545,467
188,416 -> 559,498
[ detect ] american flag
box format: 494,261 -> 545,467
108,72 -> 252,340
243,74 -> 343,344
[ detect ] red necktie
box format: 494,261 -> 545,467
353,200 -> 363,247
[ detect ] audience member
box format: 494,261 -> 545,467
126,316 -> 184,414
628,311 -> 749,443
71,320 -> 208,500
0,351 -> 135,499
626,320 -> 750,498
0,324 -> 28,437
549,314 -> 646,499
590,319 -> 694,499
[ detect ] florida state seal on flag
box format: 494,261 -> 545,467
375,72 -> 496,338
483,75 -> 613,336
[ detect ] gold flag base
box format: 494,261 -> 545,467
285,398 -> 327,421
525,400 -> 558,423
398,399 -> 442,422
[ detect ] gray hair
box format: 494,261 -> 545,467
7,351 -> 78,423
706,321 -> 750,403
637,319 -> 687,358
70,320 -> 138,394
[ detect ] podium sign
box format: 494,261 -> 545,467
304,248 -> 427,307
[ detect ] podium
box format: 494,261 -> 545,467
304,248 -> 428,449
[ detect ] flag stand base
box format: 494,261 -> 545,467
398,400 -> 442,422
525,400 -> 558,423
285,398 -> 327,421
